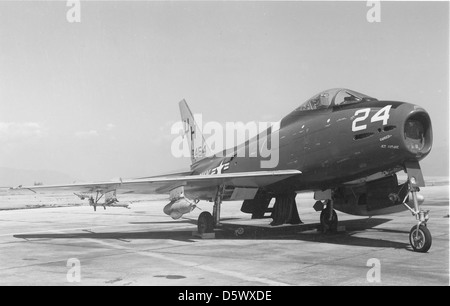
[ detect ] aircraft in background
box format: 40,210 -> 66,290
12,88 -> 433,252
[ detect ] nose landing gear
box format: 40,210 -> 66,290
409,224 -> 431,253
402,176 -> 432,253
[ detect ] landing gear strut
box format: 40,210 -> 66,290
88,191 -> 104,211
213,187 -> 223,228
402,178 -> 431,252
196,185 -> 224,235
84,190 -> 126,211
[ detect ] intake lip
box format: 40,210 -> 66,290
402,109 -> 432,157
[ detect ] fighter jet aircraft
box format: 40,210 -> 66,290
12,88 -> 433,252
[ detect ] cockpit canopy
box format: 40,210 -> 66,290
295,88 -> 377,111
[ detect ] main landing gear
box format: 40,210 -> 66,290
197,185 -> 224,235
88,191 -> 107,211
77,190 -> 127,211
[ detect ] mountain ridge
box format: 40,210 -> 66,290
0,167 -> 77,187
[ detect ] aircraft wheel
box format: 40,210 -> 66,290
320,207 -> 338,232
198,211 -> 214,234
409,224 -> 432,253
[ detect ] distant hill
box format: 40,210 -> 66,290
0,167 -> 76,187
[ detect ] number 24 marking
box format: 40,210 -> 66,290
352,105 -> 392,132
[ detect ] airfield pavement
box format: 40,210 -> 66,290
0,183 -> 448,286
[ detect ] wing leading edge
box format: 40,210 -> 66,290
11,170 -> 302,196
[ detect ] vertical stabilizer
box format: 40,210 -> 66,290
179,99 -> 209,164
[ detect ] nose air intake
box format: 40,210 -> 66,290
403,111 -> 432,156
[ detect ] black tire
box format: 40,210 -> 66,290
409,224 -> 432,253
320,207 -> 338,232
198,211 -> 214,234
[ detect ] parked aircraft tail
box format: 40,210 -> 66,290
179,99 -> 210,164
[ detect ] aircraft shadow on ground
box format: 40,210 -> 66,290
128,217 -> 240,225
13,217 -> 409,249
218,217 -> 408,249
14,230 -> 199,243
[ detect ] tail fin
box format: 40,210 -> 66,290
179,99 -> 209,164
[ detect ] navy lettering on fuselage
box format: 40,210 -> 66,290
200,161 -> 230,175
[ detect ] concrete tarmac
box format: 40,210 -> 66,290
0,185 -> 448,286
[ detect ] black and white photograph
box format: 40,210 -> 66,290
0,0 -> 448,289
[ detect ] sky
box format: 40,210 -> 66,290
0,0 -> 448,182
